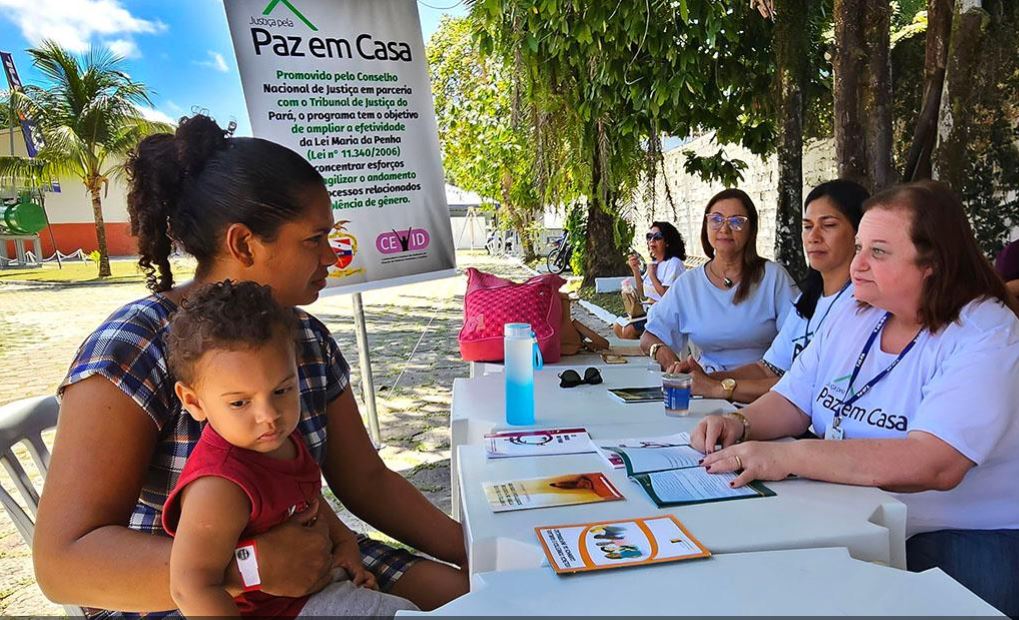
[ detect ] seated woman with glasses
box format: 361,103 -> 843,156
640,189 -> 797,375
691,181 -> 1019,617
676,180 -> 868,402
613,221 -> 687,339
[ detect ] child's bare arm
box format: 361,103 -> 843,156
170,477 -> 252,616
318,494 -> 377,589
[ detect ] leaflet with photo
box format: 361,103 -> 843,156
483,472 -> 624,513
607,444 -> 774,507
484,427 -> 597,459
535,515 -> 710,574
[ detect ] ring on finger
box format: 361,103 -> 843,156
734,455 -> 743,471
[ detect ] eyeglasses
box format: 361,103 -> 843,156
558,367 -> 603,388
646,232 -> 663,241
705,213 -> 749,231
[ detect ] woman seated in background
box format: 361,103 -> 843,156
640,188 -> 797,374
693,180 -> 1019,617
678,180 -> 868,402
994,238 -> 1019,301
613,221 -> 687,339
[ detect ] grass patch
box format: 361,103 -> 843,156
0,259 -> 195,284
575,285 -> 625,317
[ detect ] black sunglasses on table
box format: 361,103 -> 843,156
559,367 -> 603,388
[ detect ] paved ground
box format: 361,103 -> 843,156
0,250 -> 608,615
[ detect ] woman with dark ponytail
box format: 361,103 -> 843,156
680,180 -> 868,403
33,115 -> 468,615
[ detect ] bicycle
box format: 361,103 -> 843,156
546,231 -> 572,274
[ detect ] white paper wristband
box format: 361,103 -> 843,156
234,539 -> 261,592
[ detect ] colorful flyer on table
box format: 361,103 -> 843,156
484,427 -> 596,459
596,433 -> 691,469
535,515 -> 710,574
483,473 -> 624,513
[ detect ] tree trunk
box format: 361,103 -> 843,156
89,184 -> 112,278
773,0 -> 808,282
582,135 -> 629,287
500,171 -> 538,262
902,0 -> 953,181
833,0 -> 895,191
933,0 -> 989,191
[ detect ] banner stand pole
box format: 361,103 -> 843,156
352,292 -> 382,446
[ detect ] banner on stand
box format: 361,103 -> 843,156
224,0 -> 456,295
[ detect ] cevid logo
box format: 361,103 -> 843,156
262,0 -> 318,31
376,227 -> 430,254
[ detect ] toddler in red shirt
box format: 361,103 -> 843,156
161,280 -> 417,617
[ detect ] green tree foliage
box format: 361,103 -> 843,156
427,16 -> 551,261
471,0 -> 776,282
0,41 -> 169,276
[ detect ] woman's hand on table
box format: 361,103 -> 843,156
690,414 -> 745,453
700,442 -> 794,488
254,505 -> 335,597
667,356 -> 721,398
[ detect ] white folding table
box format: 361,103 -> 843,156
399,547 -> 1000,616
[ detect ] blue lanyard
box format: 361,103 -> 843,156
802,281 -> 850,344
792,281 -> 851,360
838,312 -> 922,412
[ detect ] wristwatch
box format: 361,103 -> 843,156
720,378 -> 737,401
726,411 -> 751,443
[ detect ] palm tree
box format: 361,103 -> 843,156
0,41 -> 171,276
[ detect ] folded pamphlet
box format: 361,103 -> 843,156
483,472 -> 624,512
484,427 -> 597,459
607,386 -> 664,403
535,515 -> 710,574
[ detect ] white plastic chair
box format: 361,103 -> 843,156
0,395 -> 84,617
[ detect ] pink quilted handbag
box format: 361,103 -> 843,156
459,268 -> 565,363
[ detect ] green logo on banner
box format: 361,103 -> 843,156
262,0 -> 318,31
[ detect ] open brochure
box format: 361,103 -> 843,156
484,427 -> 597,459
597,433 -> 691,469
605,443 -> 774,507
535,515 -> 710,574
483,473 -> 624,512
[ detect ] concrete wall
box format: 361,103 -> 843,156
625,132 -> 838,260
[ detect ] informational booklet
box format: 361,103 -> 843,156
606,443 -> 774,507
483,473 -> 624,513
607,386 -> 663,403
535,515 -> 710,574
596,433 -> 692,469
484,427 -> 597,459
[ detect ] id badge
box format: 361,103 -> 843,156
825,420 -> 845,441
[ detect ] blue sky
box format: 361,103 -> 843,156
0,0 -> 467,137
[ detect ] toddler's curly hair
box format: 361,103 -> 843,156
166,280 -> 296,385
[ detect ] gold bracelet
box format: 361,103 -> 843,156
726,411 -> 751,443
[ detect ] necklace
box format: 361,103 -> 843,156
708,260 -> 737,288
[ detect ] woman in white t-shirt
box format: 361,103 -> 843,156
692,181 -> 1019,617
641,189 -> 798,372
614,221 -> 687,339
681,180 -> 869,402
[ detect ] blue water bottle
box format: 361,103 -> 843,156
504,323 -> 542,425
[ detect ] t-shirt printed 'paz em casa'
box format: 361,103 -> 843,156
773,298 -> 1019,536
